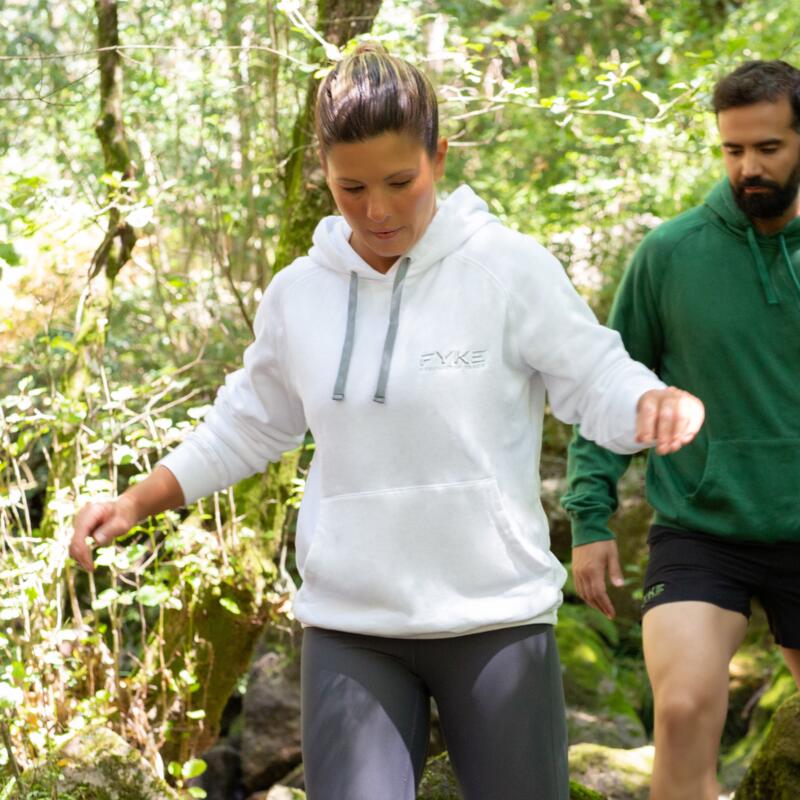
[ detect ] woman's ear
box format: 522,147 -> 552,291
433,138 -> 448,180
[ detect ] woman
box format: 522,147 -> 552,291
71,45 -> 703,800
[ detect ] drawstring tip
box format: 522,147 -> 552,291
372,395 -> 386,404
332,393 -> 344,401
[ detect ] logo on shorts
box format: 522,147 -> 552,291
419,349 -> 487,370
642,582 -> 666,606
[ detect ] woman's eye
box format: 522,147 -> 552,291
342,186 -> 363,194
391,180 -> 411,188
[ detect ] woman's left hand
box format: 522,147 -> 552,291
636,387 -> 705,455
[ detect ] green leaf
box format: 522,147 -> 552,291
219,597 -> 241,615
0,243 -> 21,266
136,584 -> 170,607
182,758 -> 207,779
188,789 -> 207,799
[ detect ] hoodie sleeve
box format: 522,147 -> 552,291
159,278 -> 307,505
562,234 -> 666,545
510,237 -> 664,454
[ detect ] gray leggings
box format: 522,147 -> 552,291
301,623 -> 568,800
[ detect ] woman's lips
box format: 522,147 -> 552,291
370,227 -> 402,240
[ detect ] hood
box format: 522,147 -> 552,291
704,178 -> 800,306
308,184 -> 499,281
308,185 -> 500,405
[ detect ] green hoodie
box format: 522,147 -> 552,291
563,178 -> 800,546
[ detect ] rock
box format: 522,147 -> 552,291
24,725 -> 179,799
567,708 -> 647,750
417,751 -> 606,799
734,693 -> 800,799
240,650 -> 303,793
568,743 -> 653,800
720,663 -> 798,790
556,604 -> 647,748
247,786 -> 307,800
418,752 -> 461,799
188,742 -> 244,800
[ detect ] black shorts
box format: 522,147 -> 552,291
643,525 -> 800,648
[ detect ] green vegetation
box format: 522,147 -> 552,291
1,0 -> 797,796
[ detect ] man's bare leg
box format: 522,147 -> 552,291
644,601 -> 748,800
780,647 -> 800,688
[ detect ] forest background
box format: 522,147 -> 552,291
1,0 -> 798,797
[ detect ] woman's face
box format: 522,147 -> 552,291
322,131 -> 448,273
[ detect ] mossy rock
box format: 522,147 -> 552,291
418,751 -> 606,799
22,725 -> 179,799
556,605 -> 646,746
418,752 -> 461,799
720,664 -> 797,790
568,743 -> 653,800
734,693 -> 800,799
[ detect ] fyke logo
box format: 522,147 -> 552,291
419,349 -> 488,370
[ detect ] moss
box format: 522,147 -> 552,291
22,726 -> 179,800
720,665 -> 797,789
556,606 -> 643,722
734,693 -> 800,800
417,751 -> 607,800
569,743 -> 653,800
418,753 -> 460,800
569,781 -> 607,799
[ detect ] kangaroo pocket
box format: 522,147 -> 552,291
299,478 -> 553,623
679,438 -> 800,539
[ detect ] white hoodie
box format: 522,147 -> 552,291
160,186 -> 663,637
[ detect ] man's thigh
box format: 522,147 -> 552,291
643,601 -> 748,703
301,627 -> 430,800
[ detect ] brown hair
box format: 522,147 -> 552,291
713,60 -> 800,132
315,43 -> 439,156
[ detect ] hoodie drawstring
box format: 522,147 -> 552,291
374,257 -> 411,404
332,271 -> 359,401
746,227 -> 779,305
779,234 -> 800,301
331,257 -> 412,404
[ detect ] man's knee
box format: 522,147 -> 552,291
655,685 -> 724,735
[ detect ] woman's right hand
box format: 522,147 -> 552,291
69,496 -> 139,572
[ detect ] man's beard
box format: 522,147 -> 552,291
734,162 -> 800,220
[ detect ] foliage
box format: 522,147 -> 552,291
1,0 -> 798,791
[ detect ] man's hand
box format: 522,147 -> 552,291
636,386 -> 704,455
69,496 -> 139,572
572,539 -> 623,619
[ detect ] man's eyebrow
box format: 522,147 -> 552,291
721,138 -> 784,148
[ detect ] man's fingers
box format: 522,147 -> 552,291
608,546 -> 624,588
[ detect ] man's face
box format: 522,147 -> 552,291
718,97 -> 800,221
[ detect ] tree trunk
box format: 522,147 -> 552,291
41,0 -> 136,537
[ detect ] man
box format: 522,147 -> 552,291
562,60 -> 800,800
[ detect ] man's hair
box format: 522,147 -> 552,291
712,60 -> 800,132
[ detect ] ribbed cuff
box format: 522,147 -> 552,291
570,515 -> 616,547
158,439 -> 225,506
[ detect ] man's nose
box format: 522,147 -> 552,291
741,150 -> 763,179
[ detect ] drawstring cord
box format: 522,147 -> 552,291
332,271 -> 359,401
373,258 -> 410,404
745,227 -> 779,305
331,257 -> 411,404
